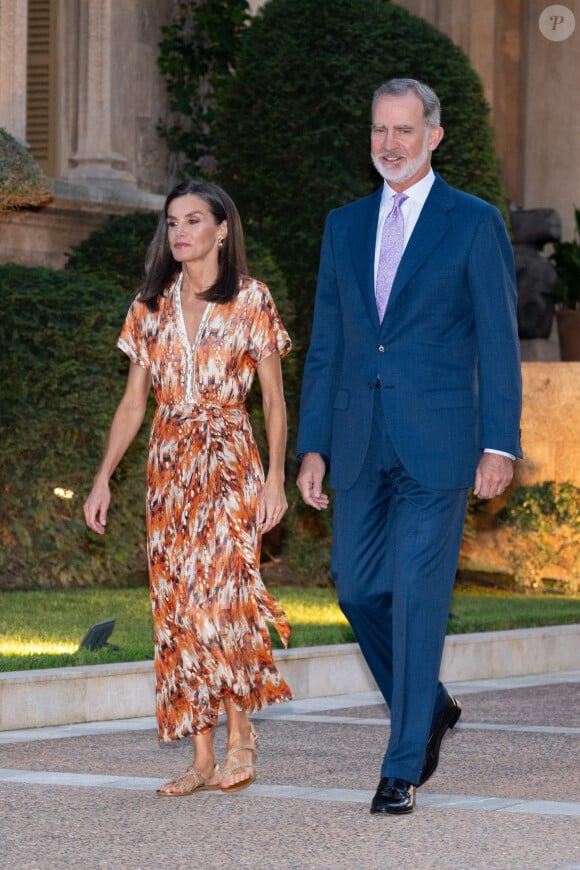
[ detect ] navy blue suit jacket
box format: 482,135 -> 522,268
297,174 -> 523,491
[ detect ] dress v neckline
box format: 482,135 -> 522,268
174,272 -> 214,403
174,272 -> 213,349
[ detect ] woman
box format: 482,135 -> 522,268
84,180 -> 292,796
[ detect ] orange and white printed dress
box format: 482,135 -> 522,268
118,274 -> 293,741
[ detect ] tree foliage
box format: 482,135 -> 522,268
215,0 -> 506,316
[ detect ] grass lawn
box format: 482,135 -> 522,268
0,584 -> 579,672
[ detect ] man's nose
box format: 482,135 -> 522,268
382,130 -> 399,150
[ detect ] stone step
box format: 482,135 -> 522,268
1,624 -> 578,731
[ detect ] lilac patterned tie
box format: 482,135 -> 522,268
375,192 -> 408,321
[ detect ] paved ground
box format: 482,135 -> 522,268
0,671 -> 579,870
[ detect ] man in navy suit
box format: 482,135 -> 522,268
296,79 -> 522,815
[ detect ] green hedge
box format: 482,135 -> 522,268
0,264 -> 150,589
216,0 -> 506,316
64,211 -> 158,291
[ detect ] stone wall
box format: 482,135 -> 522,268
517,362 -> 580,487
0,198 -> 157,270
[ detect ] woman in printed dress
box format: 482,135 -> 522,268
84,180 -> 292,795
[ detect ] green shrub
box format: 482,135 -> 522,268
0,128 -> 53,211
550,208 -> 580,309
216,0 -> 506,317
64,211 -> 159,291
0,264 -> 150,589
497,482 -> 580,591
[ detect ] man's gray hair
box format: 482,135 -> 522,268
372,79 -> 441,128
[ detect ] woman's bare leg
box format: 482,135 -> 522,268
219,699 -> 257,790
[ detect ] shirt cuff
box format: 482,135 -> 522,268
483,448 -> 515,460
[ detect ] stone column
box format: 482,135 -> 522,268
65,0 -> 135,184
0,0 -> 28,142
521,0 -> 580,242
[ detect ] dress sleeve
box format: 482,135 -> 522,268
249,284 -> 292,366
117,299 -> 151,370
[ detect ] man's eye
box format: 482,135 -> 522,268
371,125 -> 385,134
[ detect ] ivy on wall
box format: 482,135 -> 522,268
156,0 -> 250,179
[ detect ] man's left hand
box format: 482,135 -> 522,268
473,453 -> 514,500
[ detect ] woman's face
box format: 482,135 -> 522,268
166,194 -> 227,265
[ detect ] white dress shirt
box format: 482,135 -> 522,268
373,171 -> 514,461
374,170 -> 435,285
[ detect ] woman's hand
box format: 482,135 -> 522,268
84,478 -> 111,535
83,362 -> 151,535
256,352 -> 289,535
258,476 -> 288,534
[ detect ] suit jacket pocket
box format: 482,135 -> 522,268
423,388 -> 474,409
333,389 -> 350,410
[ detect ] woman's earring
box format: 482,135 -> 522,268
217,238 -> 224,249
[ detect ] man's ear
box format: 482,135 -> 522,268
428,126 -> 444,153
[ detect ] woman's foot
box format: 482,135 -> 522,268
220,722 -> 258,792
156,762 -> 221,796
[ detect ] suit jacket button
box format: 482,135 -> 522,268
378,344 -> 385,352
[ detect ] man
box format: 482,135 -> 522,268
296,79 -> 522,815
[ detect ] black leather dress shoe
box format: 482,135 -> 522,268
370,777 -> 415,814
419,693 -> 462,786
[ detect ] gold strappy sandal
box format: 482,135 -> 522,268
156,762 -> 221,796
220,722 -> 258,793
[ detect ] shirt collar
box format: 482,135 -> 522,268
381,169 -> 435,210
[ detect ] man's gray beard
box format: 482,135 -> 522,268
371,137 -> 430,184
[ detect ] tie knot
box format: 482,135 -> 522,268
393,192 -> 407,210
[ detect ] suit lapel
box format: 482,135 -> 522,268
348,187 -> 382,328
384,174 -> 454,316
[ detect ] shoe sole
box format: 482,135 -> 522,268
220,775 -> 255,794
156,783 -> 222,796
370,805 -> 414,815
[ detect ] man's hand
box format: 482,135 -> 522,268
296,452 -> 329,510
473,453 -> 514,500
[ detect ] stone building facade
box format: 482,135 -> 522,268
0,0 -> 173,208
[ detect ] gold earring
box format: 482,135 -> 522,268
217,238 -> 224,249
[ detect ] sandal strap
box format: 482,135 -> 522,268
224,742 -> 255,762
173,762 -> 219,791
223,723 -> 258,764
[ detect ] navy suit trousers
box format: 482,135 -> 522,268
331,393 -> 469,784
